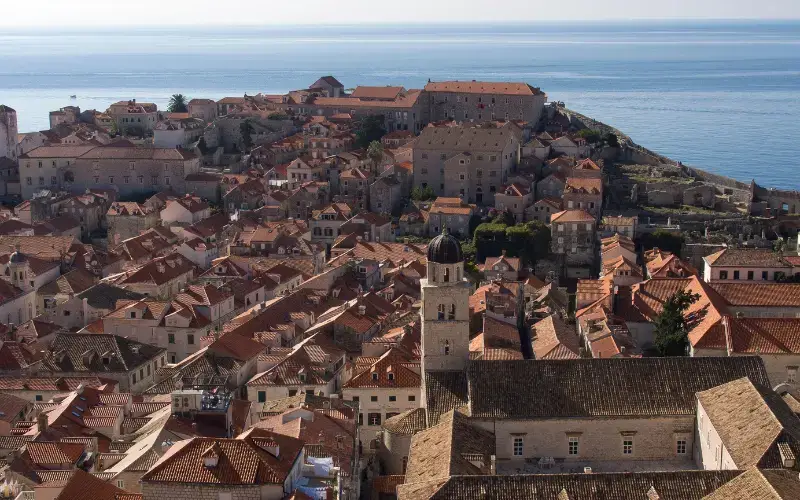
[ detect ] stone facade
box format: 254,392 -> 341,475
413,124 -> 521,205
0,106 -> 18,162
423,81 -> 546,125
142,482 -> 283,500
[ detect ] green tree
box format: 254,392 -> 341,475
640,229 -> 684,256
605,132 -> 620,148
653,290 -> 700,356
577,128 -> 602,144
411,186 -> 436,201
493,209 -> 516,227
268,112 -> 289,120
239,119 -> 254,151
367,141 -> 384,166
355,115 -> 386,148
473,223 -> 508,260
168,94 -> 188,113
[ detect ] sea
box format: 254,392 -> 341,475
1,21 -> 799,188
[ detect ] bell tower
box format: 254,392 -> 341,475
420,228 -> 471,374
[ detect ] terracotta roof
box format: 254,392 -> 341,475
117,253 -> 196,286
467,356 -> 769,419
704,247 -> 790,267
703,468 -> 800,500
405,411 -> 495,485
416,125 -> 516,153
20,144 -> 97,159
25,441 -> 86,465
344,348 -> 420,389
424,371 -> 468,426
603,215 -> 637,226
350,86 -> 405,100
383,408 -> 427,435
710,282 -> 800,307
0,393 -> 28,423
564,176 -> 602,194
550,209 -> 595,223
78,145 -> 196,161
532,315 -> 581,360
399,471 -> 743,500
0,376 -> 110,391
0,235 -> 75,261
697,377 -> 800,468
141,430 -> 303,485
39,268 -> 96,296
726,317 -> 800,354
53,469 -> 127,500
424,81 -> 542,96
41,333 -> 164,373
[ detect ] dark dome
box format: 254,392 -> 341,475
9,251 -> 26,264
427,228 -> 462,264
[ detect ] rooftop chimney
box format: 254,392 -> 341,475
37,412 -> 48,433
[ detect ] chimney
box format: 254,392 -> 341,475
37,412 -> 48,433
358,305 -> 366,315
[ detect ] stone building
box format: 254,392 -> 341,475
550,209 -> 597,272
106,99 -> 159,134
563,176 -> 603,218
342,347 -> 421,447
494,182 -> 533,222
412,123 -> 521,205
69,144 -> 201,198
18,144 -> 97,199
106,202 -> 159,246
0,105 -> 18,162
702,247 -> 793,283
426,197 -> 474,238
423,81 -> 546,125
140,429 -> 305,500
187,98 -> 218,122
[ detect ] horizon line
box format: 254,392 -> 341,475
5,17 -> 800,29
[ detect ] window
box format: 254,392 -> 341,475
370,395 -> 378,402
513,436 -> 524,456
188,334 -> 195,345
39,176 -> 44,185
165,176 -> 170,185
139,176 -> 145,184
108,176 -> 114,184
372,373 -> 379,381
719,270 -> 728,280
368,413 -> 381,426
124,176 -> 129,184
257,391 -> 266,402
26,177 -> 31,185
408,395 -> 416,402
448,304 -> 456,320
437,304 -> 445,320
388,372 -> 395,381
676,440 -> 687,455
129,162 -> 135,170
389,395 -> 397,402
35,395 -> 43,402
444,339 -> 451,356
788,367 -> 798,383
358,413 -> 363,425
733,270 -> 740,280
352,396 -> 360,402
568,437 -> 579,455
132,373 -> 137,384
116,480 -> 125,489
747,270 -> 754,280
168,334 -> 175,344
762,271 -> 769,280
623,439 -> 633,455
51,176 -> 57,185
152,176 -> 158,185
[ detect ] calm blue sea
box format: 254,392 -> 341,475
1,21 -> 799,188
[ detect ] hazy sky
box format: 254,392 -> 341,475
7,0 -> 800,26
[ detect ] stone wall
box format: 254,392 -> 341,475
142,483 -> 277,500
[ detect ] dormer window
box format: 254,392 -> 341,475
129,311 -> 136,319
388,372 -> 395,381
372,372 -> 379,381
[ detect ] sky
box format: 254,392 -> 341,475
6,0 -> 800,26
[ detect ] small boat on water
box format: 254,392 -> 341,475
69,95 -> 77,99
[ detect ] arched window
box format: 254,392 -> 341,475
444,340 -> 451,356
443,267 -> 450,282
448,304 -> 456,320
437,304 -> 445,320
432,267 -> 437,283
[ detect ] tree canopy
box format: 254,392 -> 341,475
168,94 -> 188,113
411,185 -> 437,201
355,115 -> 386,148
640,230 -> 684,256
367,141 -> 384,166
653,290 -> 700,356
239,119 -> 254,151
473,220 -> 550,266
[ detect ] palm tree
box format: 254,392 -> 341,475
168,94 -> 188,113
